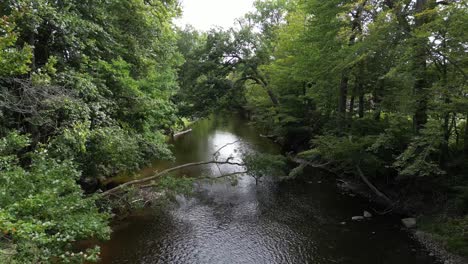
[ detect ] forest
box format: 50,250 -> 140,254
0,0 -> 467,263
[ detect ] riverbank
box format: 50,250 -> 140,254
244,108 -> 466,264
241,110 -> 467,263
414,230 -> 467,264
292,159 -> 468,264
340,176 -> 467,264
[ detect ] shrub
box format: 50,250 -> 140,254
48,123 -> 172,180
0,132 -> 110,263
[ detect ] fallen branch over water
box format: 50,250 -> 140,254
138,170 -> 249,190
173,128 -> 193,138
213,140 -> 240,158
100,159 -> 245,198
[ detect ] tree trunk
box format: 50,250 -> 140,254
439,47 -> 449,168
358,94 -> 364,118
465,113 -> 468,155
384,0 -> 432,132
338,72 -> 349,132
453,115 -> 459,145
413,72 -> 429,132
349,95 -> 355,119
338,0 -> 368,131
373,79 -> 384,120
355,61 -> 365,119
413,0 -> 431,133
253,69 -> 279,106
266,88 -> 279,106
339,74 -> 349,114
440,112 -> 450,168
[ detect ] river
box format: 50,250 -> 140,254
98,115 -> 438,264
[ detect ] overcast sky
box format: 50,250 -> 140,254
175,0 -> 255,31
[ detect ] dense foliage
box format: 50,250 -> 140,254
0,0 -> 180,262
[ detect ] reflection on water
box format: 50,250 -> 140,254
98,115 -> 438,264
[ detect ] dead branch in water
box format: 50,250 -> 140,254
355,165 -> 394,206
290,156 -> 395,207
173,129 -> 193,138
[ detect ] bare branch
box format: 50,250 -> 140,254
0,77 -> 77,127
199,170 -> 249,180
213,140 -> 240,159
428,47 -> 467,80
100,159 -> 245,197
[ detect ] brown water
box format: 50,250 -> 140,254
98,115 -> 438,264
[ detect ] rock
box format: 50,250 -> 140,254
363,211 -> 372,218
340,222 -> 347,225
352,216 -> 365,221
401,218 -> 417,229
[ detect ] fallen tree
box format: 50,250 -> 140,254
100,140 -> 287,198
100,158 -> 245,197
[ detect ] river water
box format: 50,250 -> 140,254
98,115 -> 438,264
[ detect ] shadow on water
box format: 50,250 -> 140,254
98,114 -> 439,264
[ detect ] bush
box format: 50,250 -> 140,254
243,153 -> 287,183
393,120 -> 446,178
308,134 -> 384,176
0,132 -> 110,263
350,117 -> 389,137
48,123 -> 172,181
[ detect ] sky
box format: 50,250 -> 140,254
175,0 -> 255,31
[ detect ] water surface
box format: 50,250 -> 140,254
99,115 -> 438,264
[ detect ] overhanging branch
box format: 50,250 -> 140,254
100,159 -> 245,197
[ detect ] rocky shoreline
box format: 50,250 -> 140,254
413,231 -> 467,264
336,177 -> 467,264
